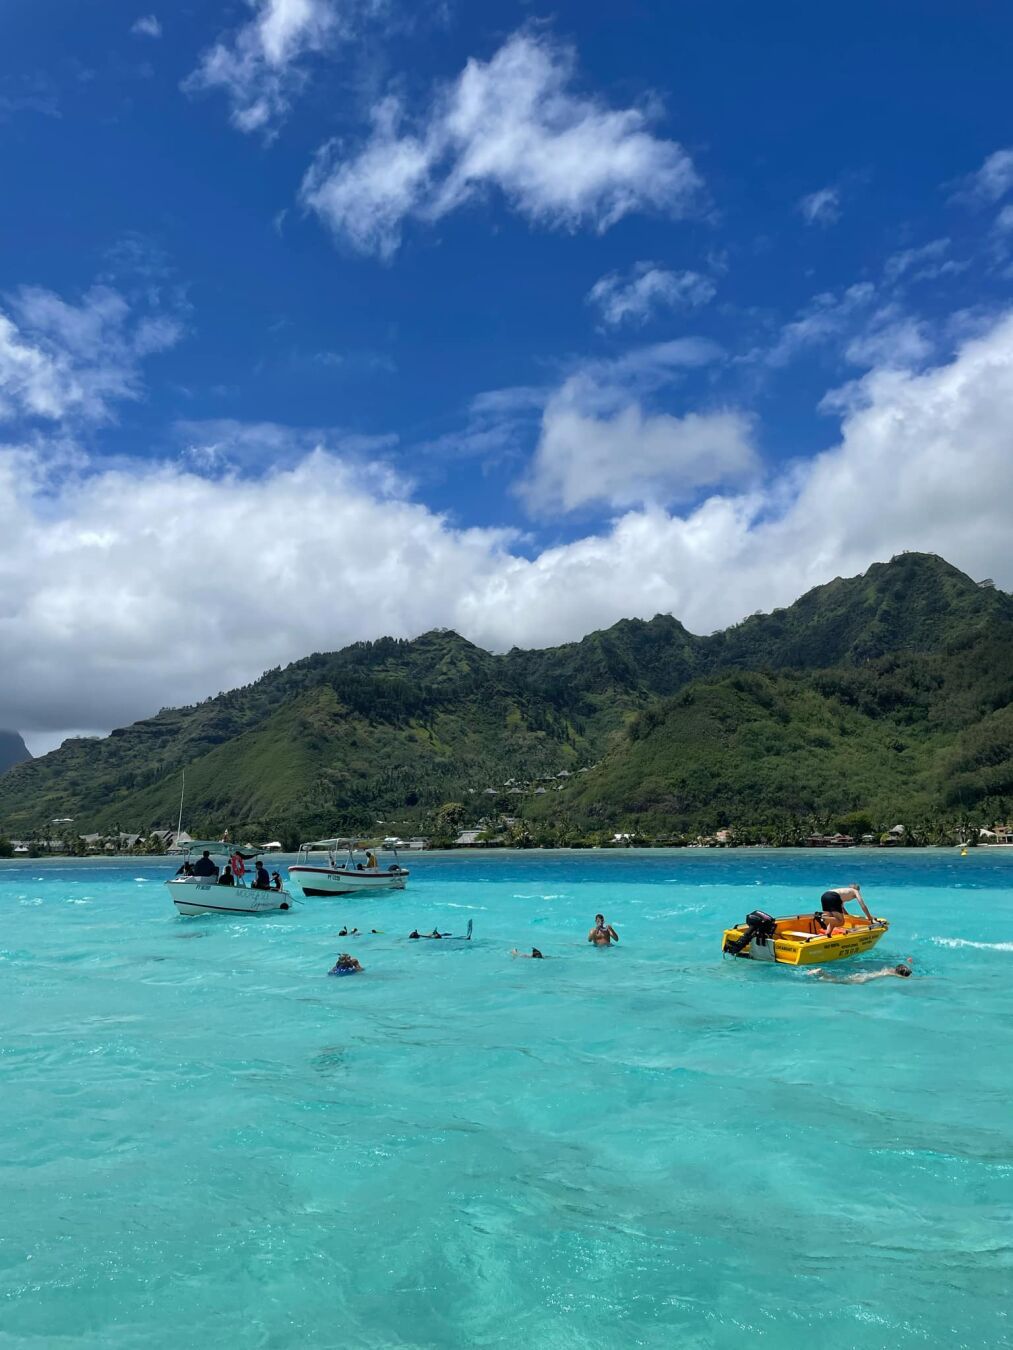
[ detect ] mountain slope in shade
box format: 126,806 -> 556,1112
0,553 -> 1009,838
0,731 -> 31,776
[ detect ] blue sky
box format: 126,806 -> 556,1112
1,1 -> 1012,749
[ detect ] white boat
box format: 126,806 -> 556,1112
288,839 -> 409,897
166,840 -> 296,916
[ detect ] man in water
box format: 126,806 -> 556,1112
588,914 -> 619,946
817,883 -> 869,938
809,962 -> 913,984
511,947 -> 544,959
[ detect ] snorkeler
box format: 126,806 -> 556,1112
408,921 -> 472,941
511,947 -> 544,959
588,914 -> 619,946
808,960 -> 913,984
328,953 -> 363,976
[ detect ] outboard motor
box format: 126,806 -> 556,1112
724,910 -> 777,956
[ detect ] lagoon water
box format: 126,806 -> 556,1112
2,848 -> 1011,1349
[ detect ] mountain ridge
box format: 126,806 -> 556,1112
1,552 -> 1009,841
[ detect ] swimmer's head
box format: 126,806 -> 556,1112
895,964 -> 912,977
531,948 -> 543,959
594,914 -> 604,925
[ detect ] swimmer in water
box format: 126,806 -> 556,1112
408,928 -> 450,939
511,947 -> 544,959
808,960 -> 913,984
587,914 -> 618,946
328,953 -> 363,975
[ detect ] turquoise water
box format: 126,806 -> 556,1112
2,849 -> 1011,1349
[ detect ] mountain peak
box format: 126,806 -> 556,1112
0,731 -> 31,776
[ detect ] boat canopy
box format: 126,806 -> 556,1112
168,839 -> 258,856
298,837 -> 378,851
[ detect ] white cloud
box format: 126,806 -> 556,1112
883,237 -> 950,283
958,147 -> 1013,203
513,339 -> 751,516
184,0 -> 343,135
587,263 -> 715,327
764,282 -> 876,366
3,311 -> 1013,742
302,31 -> 702,257
843,311 -> 932,370
523,395 -> 755,514
131,15 -> 162,39
798,186 -> 841,226
0,283 -> 182,425
994,204 -> 1013,235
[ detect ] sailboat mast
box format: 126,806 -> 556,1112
176,769 -> 185,841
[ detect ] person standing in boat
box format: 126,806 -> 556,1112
818,883 -> 871,938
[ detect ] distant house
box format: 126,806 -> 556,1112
454,829 -> 484,846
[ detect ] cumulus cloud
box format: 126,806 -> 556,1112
301,31 -> 702,258
184,0 -> 346,134
797,186 -> 841,226
587,263 -> 715,327
131,15 -> 162,38
4,311 -> 1013,743
0,283 -> 183,425
523,397 -> 755,514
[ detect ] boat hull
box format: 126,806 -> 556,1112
166,879 -> 295,916
722,913 -> 889,965
287,865 -> 409,897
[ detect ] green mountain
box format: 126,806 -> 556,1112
0,731 -> 31,777
0,553 -> 1010,842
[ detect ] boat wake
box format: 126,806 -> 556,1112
932,936 -> 1013,952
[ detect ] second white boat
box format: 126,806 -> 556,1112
288,839 -> 410,897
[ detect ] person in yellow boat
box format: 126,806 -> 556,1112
818,883 -> 868,938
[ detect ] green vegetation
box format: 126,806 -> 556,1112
0,553 -> 1010,844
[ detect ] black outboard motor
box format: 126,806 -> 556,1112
724,910 -> 778,956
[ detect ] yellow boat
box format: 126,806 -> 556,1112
722,908 -> 889,966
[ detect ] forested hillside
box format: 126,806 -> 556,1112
0,553 -> 1009,842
